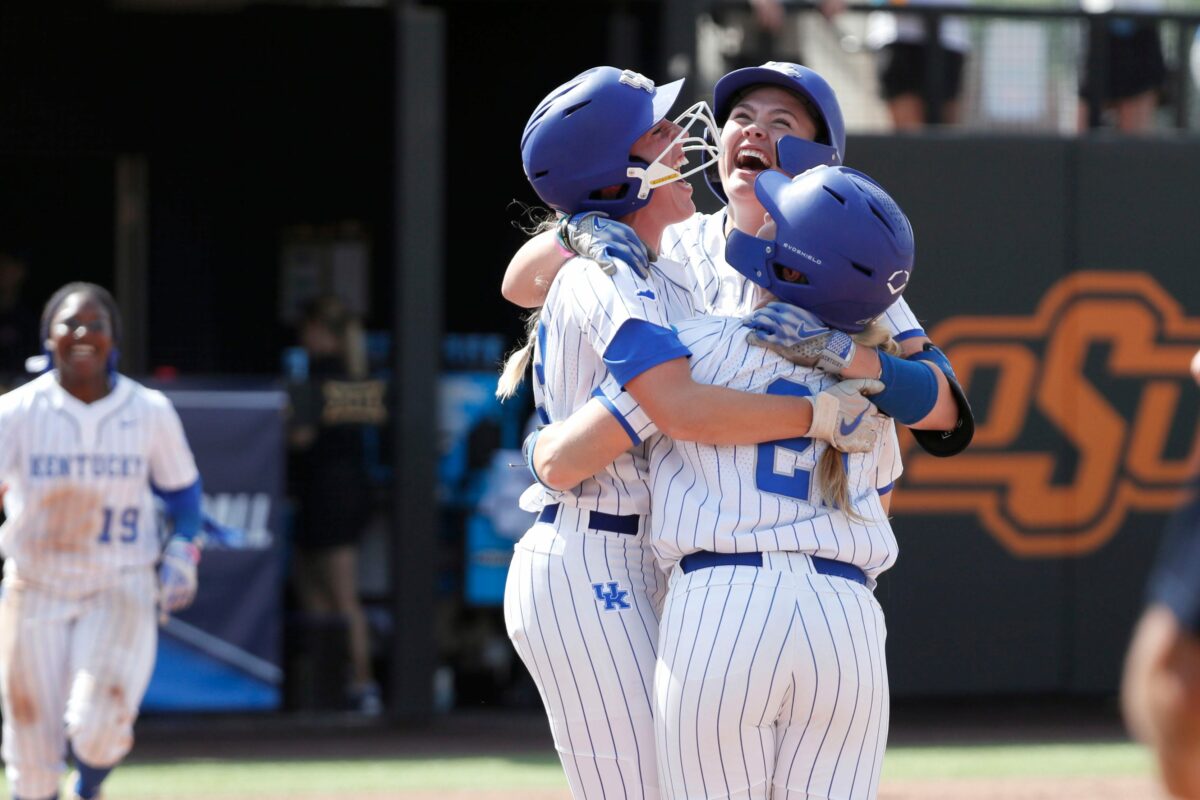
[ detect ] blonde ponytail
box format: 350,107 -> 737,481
496,309 -> 542,400
817,320 -> 898,521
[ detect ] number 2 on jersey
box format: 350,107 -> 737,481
97,506 -> 139,543
755,379 -> 814,501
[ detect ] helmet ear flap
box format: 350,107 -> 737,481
725,229 -> 775,289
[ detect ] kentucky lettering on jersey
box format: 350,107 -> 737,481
0,372 -> 200,593
29,454 -> 145,478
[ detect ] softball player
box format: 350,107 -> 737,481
530,165 -> 917,799
500,67 -> 887,800
0,283 -> 203,800
502,62 -> 972,455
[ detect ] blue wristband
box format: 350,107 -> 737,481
872,352 -> 939,425
523,428 -> 549,488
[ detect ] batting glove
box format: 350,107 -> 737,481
744,302 -> 857,374
158,537 -> 201,615
560,212 -> 650,278
804,379 -> 886,453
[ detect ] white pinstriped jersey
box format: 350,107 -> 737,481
528,255 -> 701,518
0,372 -> 199,593
629,316 -> 902,582
661,209 -> 926,337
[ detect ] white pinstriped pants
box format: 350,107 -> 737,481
655,553 -> 889,800
0,568 -> 158,799
504,509 -> 667,800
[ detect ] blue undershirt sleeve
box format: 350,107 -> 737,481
152,478 -> 203,542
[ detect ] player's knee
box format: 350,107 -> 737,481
66,681 -> 137,767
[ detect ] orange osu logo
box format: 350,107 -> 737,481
893,272 -> 1200,557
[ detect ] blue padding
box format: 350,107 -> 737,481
592,387 -> 640,446
873,352 -> 939,425
152,479 -> 203,541
908,343 -> 959,383
602,320 -> 690,387
143,636 -> 278,711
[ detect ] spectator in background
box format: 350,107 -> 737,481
287,294 -> 384,716
1078,0 -> 1166,133
0,250 -> 39,379
863,0 -> 973,129
712,0 -> 844,73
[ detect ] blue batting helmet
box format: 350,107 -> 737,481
725,166 -> 914,333
521,67 -> 685,218
706,62 -> 846,204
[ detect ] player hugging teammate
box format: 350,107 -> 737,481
500,63 -> 974,800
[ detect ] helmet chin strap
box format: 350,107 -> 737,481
627,101 -> 722,199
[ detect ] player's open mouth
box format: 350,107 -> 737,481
69,345 -> 98,361
732,146 -> 771,174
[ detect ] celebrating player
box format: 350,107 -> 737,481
502,61 -> 971,455
0,283 -> 204,800
531,164 -> 917,799
499,66 -> 890,800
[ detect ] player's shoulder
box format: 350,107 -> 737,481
117,376 -> 177,414
0,371 -> 57,413
671,314 -> 745,351
554,254 -> 654,304
552,255 -> 607,289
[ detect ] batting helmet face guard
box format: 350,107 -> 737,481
725,166 -> 915,333
521,67 -> 720,218
706,62 -> 846,204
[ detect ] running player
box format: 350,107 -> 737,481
502,61 -> 971,455
500,66 -> 888,800
529,164 -> 917,799
0,282 -> 203,800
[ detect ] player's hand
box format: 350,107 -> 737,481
158,537 -> 201,617
804,379 -> 886,453
744,302 -> 856,374
562,212 -> 650,279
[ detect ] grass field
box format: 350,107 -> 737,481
84,741 -> 1160,799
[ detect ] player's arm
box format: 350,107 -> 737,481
501,214 -> 650,308
149,397 -> 205,614
1122,606 -> 1200,799
746,302 -> 971,451
501,231 -> 566,308
531,355 -> 882,491
529,400 -> 635,491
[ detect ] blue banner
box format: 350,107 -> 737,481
142,388 -> 287,712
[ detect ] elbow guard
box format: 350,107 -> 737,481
908,343 -> 975,457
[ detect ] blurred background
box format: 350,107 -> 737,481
1,0 -> 1199,732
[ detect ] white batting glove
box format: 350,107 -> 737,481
804,379 -> 886,453
744,302 -> 857,374
158,537 -> 201,616
560,212 -> 650,278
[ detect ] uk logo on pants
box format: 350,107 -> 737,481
592,581 -> 631,611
